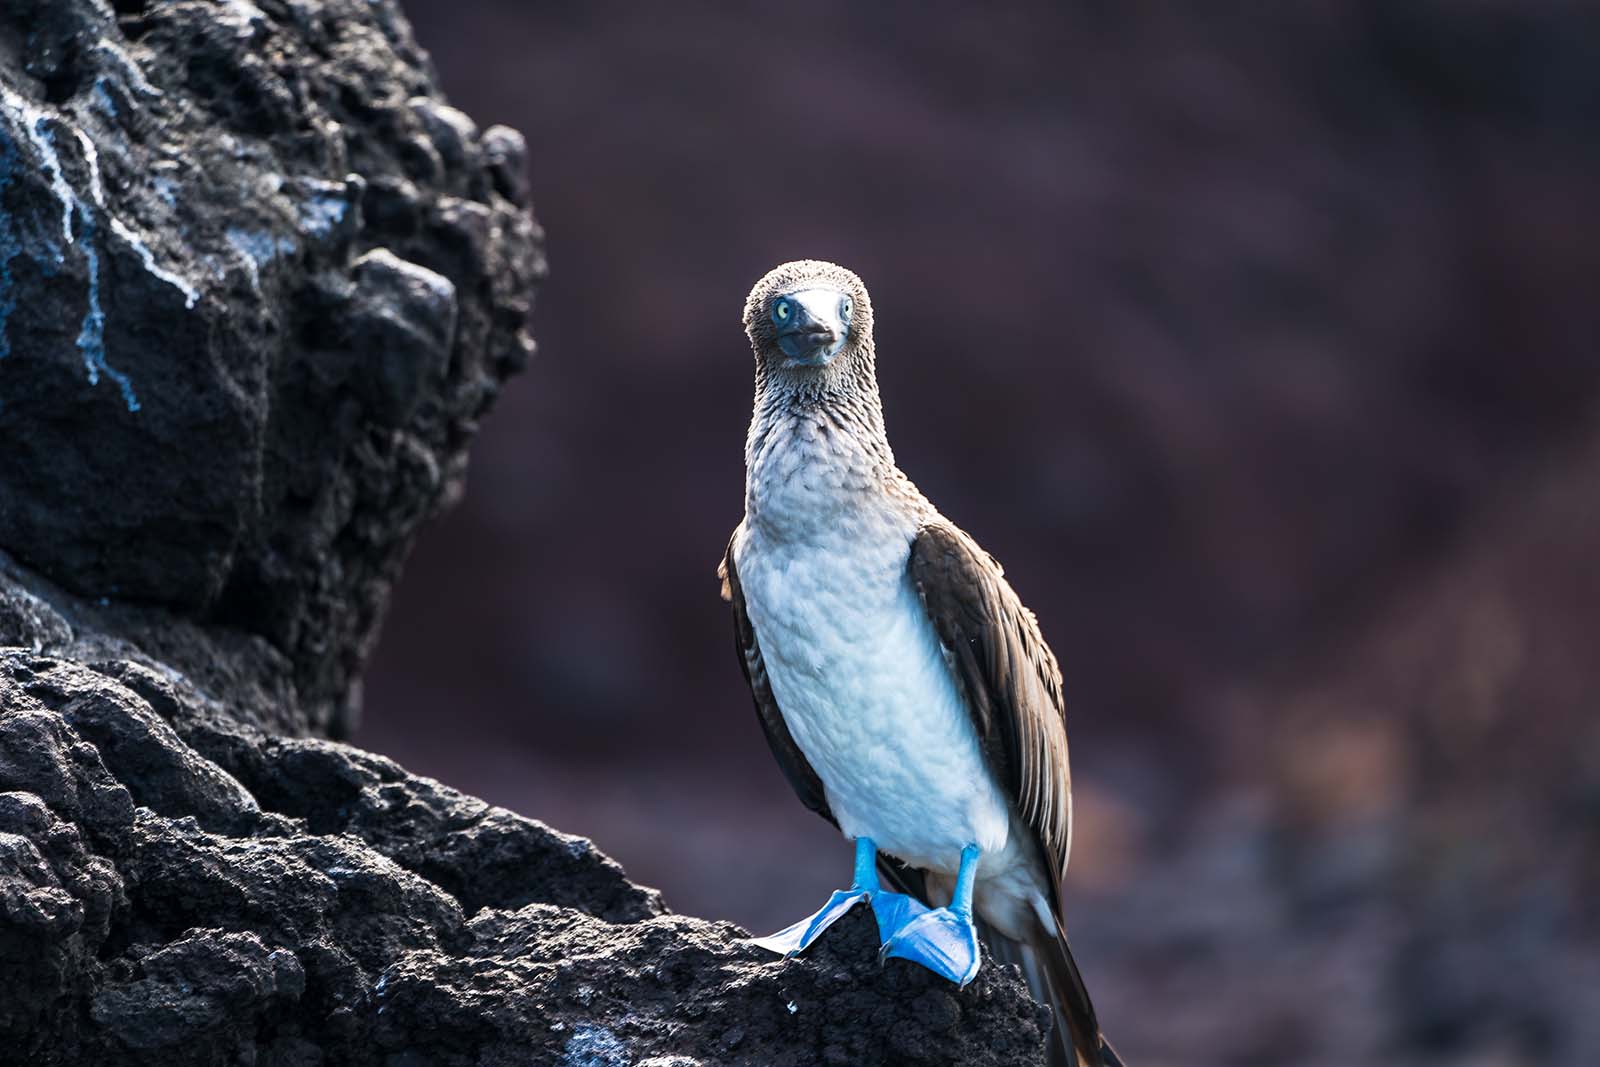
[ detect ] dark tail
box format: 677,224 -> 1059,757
988,917 -> 1121,1067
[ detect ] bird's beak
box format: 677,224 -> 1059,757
777,317 -> 843,365
777,289 -> 849,366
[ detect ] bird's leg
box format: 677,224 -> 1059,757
752,837 -> 927,957
879,843 -> 983,986
864,846 -> 931,946
849,832 -> 879,890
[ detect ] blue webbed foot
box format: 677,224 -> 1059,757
880,906 -> 982,987
880,843 -> 985,986
753,838 -> 985,980
869,890 -> 929,944
750,887 -> 869,957
753,836 -> 928,957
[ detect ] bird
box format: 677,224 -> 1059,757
718,259 -> 1121,1067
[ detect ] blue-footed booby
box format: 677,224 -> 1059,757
719,260 -> 1120,1067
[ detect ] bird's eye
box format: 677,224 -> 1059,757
774,299 -> 791,322
840,297 -> 853,319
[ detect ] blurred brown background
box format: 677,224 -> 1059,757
358,4 -> 1600,1064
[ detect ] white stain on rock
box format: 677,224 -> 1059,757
561,1023 -> 629,1067
226,227 -> 296,288
0,79 -> 209,411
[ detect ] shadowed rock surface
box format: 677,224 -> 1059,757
0,1 -> 1054,1063
0,625 -> 1048,1066
0,0 -> 540,737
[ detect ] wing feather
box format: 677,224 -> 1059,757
909,522 -> 1074,885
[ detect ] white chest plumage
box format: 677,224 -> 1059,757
737,426 -> 1012,875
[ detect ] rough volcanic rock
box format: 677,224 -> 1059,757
0,631 -> 1048,1066
0,2 -> 1054,1064
0,0 -> 543,737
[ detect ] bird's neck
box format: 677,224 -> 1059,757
744,370 -> 900,537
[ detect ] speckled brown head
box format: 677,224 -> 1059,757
743,260 -> 876,396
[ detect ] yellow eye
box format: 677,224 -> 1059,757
774,299 -> 791,321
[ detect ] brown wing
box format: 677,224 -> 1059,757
719,529 -> 835,826
909,522 -> 1073,886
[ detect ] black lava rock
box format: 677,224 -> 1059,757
0,0 -> 542,737
0,1 -> 1051,1064
0,635 -> 1047,1066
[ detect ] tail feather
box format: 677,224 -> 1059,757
992,917 -> 1119,1067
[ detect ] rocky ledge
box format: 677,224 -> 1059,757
0,1 -> 1050,1063
0,596 -> 1046,1065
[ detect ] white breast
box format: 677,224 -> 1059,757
735,490 -> 1013,876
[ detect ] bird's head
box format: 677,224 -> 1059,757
743,260 -> 873,383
